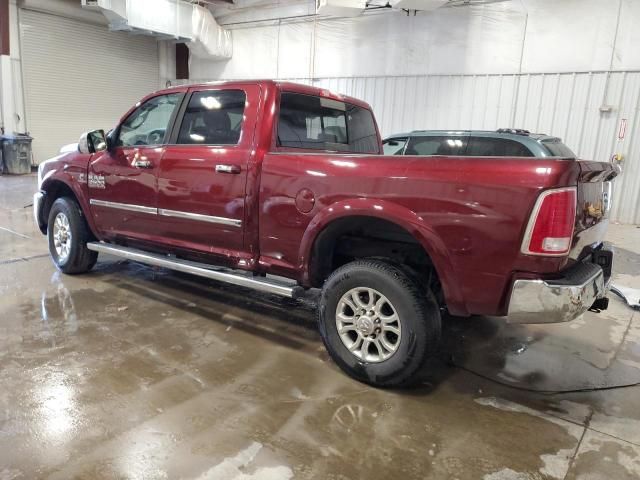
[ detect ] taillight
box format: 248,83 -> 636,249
521,187 -> 577,256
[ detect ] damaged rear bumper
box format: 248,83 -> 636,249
507,244 -> 613,324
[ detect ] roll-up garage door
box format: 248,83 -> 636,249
20,9 -> 160,164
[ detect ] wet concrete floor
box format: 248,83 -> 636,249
1,174 -> 639,479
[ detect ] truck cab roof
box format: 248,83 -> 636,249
151,80 -> 374,111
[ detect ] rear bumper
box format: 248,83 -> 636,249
33,191 -> 46,234
506,245 -> 613,324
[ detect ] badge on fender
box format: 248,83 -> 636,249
88,173 -> 105,189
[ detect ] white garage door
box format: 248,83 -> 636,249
20,9 -> 160,164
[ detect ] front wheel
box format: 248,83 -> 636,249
47,197 -> 98,274
318,259 -> 441,388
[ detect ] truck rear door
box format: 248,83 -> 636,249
155,85 -> 261,261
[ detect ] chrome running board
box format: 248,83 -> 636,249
87,242 -> 304,298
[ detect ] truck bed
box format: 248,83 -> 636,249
258,153 -> 617,316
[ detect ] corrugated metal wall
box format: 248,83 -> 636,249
188,71 -> 640,224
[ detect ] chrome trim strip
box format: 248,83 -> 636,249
158,208 -> 242,227
89,199 -> 157,215
88,200 -> 242,226
86,242 -> 302,298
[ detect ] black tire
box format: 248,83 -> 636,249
318,259 -> 441,388
47,197 -> 98,274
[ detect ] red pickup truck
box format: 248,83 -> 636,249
34,80 -> 618,387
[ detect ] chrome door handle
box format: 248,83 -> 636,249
215,164 -> 241,174
132,160 -> 152,169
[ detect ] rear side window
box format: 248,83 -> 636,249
405,136 -> 467,156
542,139 -> 576,157
177,90 -> 246,145
383,137 -> 407,155
467,137 -> 534,157
277,92 -> 379,153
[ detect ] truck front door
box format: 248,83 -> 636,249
88,92 -> 184,242
156,85 -> 260,265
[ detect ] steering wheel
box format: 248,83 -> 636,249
146,129 -> 165,145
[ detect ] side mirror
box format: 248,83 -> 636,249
78,130 -> 107,154
387,140 -> 399,146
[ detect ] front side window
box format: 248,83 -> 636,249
117,93 -> 182,147
405,136 -> 468,156
277,92 -> 379,153
466,137 -> 534,157
177,90 -> 246,145
383,137 -> 407,155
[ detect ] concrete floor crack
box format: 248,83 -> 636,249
563,410 -> 593,480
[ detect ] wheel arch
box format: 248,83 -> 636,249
40,178 -> 99,239
299,198 -> 468,316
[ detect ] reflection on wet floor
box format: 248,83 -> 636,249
1,174 -> 639,479
445,302 -> 639,392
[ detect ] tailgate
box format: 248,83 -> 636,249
571,160 -> 620,260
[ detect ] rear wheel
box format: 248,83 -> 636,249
318,259 -> 441,387
47,197 -> 98,274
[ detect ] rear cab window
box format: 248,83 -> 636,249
277,92 -> 379,153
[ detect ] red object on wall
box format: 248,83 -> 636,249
618,119 -> 627,140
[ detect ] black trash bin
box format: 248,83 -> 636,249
1,134 -> 33,175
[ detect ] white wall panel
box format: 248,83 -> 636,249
611,0 -> 640,70
521,0 -> 619,73
276,22 -> 313,78
195,3 -> 527,79
196,0 -> 640,79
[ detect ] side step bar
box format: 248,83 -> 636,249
87,242 -> 304,299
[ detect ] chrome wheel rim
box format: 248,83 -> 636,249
335,287 -> 402,363
52,212 -> 72,263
